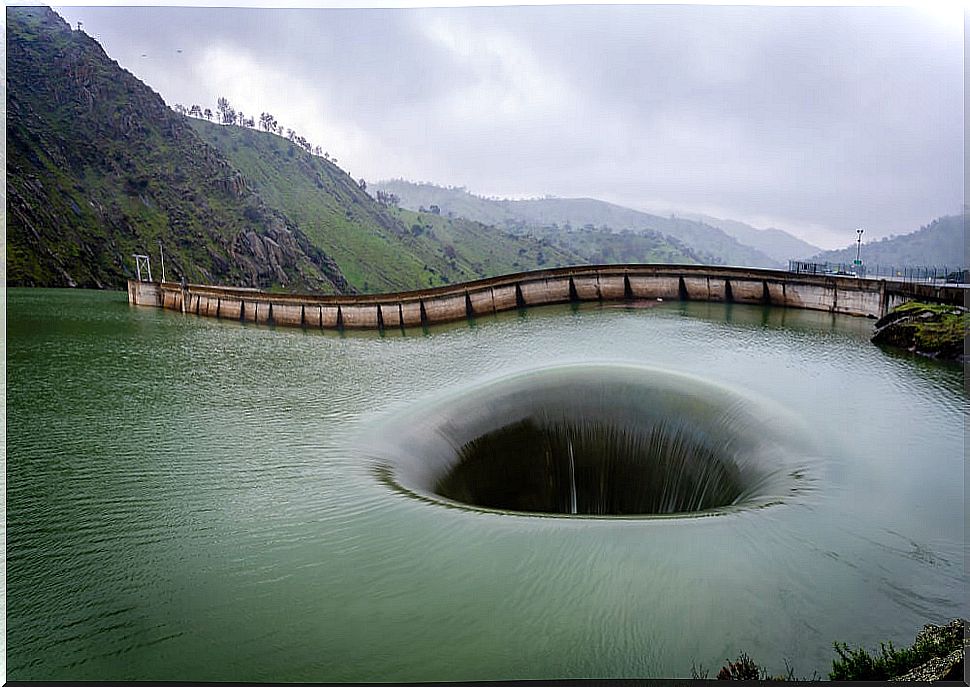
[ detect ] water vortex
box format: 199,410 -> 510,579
371,364 -> 812,518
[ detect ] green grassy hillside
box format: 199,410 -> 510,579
8,5 -> 710,295
6,6 -> 348,292
192,121 -> 580,292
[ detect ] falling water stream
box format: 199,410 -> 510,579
6,289 -> 967,681
568,440 -> 577,515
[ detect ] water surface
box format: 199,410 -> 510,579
6,288 -> 966,680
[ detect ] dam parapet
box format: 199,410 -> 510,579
127,264 -> 967,330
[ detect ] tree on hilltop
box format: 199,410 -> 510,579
216,97 -> 235,125
259,112 -> 278,132
376,190 -> 399,207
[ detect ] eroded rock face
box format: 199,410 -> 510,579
6,6 -> 350,293
872,302 -> 968,362
890,620 -> 965,682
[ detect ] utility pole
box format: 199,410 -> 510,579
159,239 -> 166,283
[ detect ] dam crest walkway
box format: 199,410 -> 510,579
128,263 -> 966,330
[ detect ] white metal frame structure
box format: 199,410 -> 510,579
133,254 -> 152,282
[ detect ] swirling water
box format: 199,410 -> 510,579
6,288 -> 966,680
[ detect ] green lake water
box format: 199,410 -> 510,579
5,288 -> 966,680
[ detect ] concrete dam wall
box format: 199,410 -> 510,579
127,264 -> 966,330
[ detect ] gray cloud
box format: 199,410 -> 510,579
54,4 -> 964,248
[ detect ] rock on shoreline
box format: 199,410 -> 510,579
871,301 -> 968,362
889,619 -> 965,682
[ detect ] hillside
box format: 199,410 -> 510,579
679,213 -> 821,263
374,180 -> 781,268
809,215 -> 967,268
6,6 -> 348,292
518,225 -> 701,266
191,121 -> 580,291
6,6 -> 591,294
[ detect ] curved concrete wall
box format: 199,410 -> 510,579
127,264 -> 966,330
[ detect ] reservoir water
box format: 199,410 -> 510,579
6,288 -> 966,680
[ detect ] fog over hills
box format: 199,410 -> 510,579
51,3 -> 962,250
375,180 -> 791,268
676,213 -> 822,263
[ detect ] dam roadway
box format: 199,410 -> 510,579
127,263 -> 966,330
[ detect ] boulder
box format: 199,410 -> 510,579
890,619 -> 965,682
872,302 -> 968,362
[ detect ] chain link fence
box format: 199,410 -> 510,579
788,261 -> 969,284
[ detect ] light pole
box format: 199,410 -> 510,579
159,239 -> 166,283
854,229 -> 864,270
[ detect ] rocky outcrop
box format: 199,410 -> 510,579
890,620 -> 965,682
872,302 -> 968,362
6,6 -> 350,293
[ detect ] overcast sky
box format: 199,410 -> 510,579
53,3 -> 964,249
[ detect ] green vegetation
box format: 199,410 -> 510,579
829,627 -> 963,681
7,7 -> 578,294
6,6 -> 347,291
518,224 -> 700,265
374,179 -> 782,268
13,7 -> 958,296
190,119 -> 429,292
691,653 -> 813,681
893,301 -> 968,353
192,121 -> 579,292
693,620 -> 964,681
871,301 -> 968,360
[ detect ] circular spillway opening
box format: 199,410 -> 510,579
436,418 -> 745,515
371,364 -> 811,518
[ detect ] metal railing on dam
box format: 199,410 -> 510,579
127,263 -> 967,331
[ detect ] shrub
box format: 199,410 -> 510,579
717,652 -> 761,680
829,625 -> 963,682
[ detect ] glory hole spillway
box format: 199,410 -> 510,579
375,365 -> 811,518
5,267 -> 966,681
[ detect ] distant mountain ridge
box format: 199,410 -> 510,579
676,212 -> 821,263
808,215 -> 967,268
375,180 -> 784,268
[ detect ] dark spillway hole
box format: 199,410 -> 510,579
435,418 -> 745,516
374,365 -> 809,518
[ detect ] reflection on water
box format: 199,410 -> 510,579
5,290 -> 967,681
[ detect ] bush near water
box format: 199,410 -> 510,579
704,619 -> 965,681
871,301 -> 968,362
